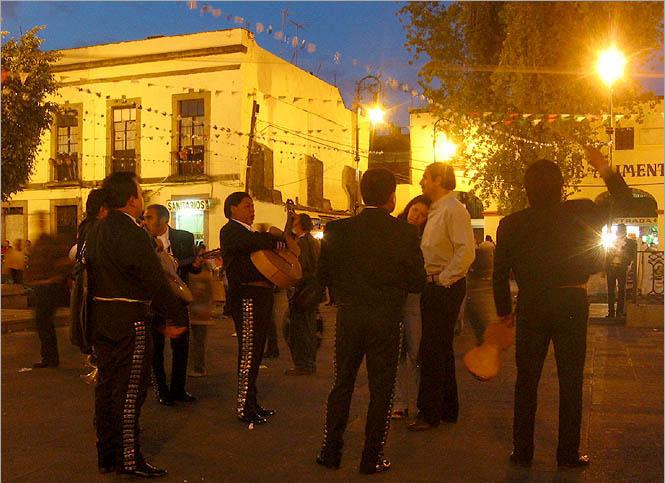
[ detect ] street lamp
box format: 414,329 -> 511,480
596,45 -> 626,231
596,46 -> 626,171
353,75 -> 383,214
433,118 -> 457,163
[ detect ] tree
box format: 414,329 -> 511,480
1,27 -> 60,201
400,2 -> 664,213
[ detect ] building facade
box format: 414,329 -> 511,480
3,29 -> 369,247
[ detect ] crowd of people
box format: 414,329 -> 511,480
13,144 -> 637,478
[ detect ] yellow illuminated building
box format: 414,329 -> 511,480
2,29 -> 370,246
407,102 -> 664,249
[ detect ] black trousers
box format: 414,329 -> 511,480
229,285 -> 274,417
33,284 -> 60,365
606,265 -> 627,316
417,278 -> 466,424
322,304 -> 401,466
284,303 -> 317,372
94,320 -> 152,471
151,314 -> 190,397
513,288 -> 588,461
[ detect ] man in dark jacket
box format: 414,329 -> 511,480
220,192 -> 298,425
316,169 -> 426,474
493,147 -> 631,469
144,204 -> 201,405
87,172 -> 187,478
605,223 -> 637,318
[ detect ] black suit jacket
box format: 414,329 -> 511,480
220,219 -> 281,288
493,171 -> 631,316
167,227 -> 201,284
87,210 -> 187,339
317,208 -> 426,307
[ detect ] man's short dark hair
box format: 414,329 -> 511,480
147,204 -> 170,223
524,159 -> 564,207
485,235 -> 493,242
360,168 -> 396,206
224,192 -> 251,219
102,172 -> 139,209
426,162 -> 456,191
85,188 -> 108,219
297,213 -> 314,232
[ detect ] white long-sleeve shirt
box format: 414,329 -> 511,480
420,191 -> 476,287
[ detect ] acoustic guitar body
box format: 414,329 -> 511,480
463,322 -> 515,381
251,249 -> 302,289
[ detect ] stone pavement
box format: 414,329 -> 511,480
2,304 -> 663,482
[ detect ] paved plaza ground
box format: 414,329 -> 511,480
2,302 -> 663,482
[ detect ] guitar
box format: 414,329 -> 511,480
157,247 -> 221,303
250,200 -> 302,289
462,321 -> 515,381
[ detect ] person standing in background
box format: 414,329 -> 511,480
284,213 -> 321,376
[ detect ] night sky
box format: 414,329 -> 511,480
2,1 -> 662,128
1,1 -> 426,127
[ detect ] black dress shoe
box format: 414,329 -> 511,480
558,454 -> 590,468
316,453 -> 341,469
172,391 -> 197,402
98,465 -> 115,474
360,458 -> 392,474
157,394 -> 174,406
256,406 -> 276,417
118,461 -> 167,478
509,451 -> 533,467
33,360 -> 58,368
239,413 -> 268,425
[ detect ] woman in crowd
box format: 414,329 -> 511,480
392,195 -> 431,420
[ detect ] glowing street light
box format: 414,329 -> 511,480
433,118 -> 457,163
596,46 -> 626,87
435,133 -> 457,162
366,105 -> 385,125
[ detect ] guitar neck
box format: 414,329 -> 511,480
177,248 -> 222,267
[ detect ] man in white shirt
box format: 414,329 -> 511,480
409,162 -> 475,431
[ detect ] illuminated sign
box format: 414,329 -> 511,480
590,163 -> 664,178
167,199 -> 212,211
614,217 -> 658,225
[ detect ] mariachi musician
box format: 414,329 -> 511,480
143,203 -> 201,406
220,191 -> 299,425
86,172 -> 188,478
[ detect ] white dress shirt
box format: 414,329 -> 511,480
157,226 -> 172,254
420,191 -> 476,287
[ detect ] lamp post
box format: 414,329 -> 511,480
433,118 -> 457,164
596,45 -> 626,232
353,75 -> 383,214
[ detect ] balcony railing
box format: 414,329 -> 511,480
50,153 -> 79,183
110,154 -> 137,173
172,147 -> 205,177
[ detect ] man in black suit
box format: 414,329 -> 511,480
144,204 -> 201,405
493,147 -> 631,468
86,172 -> 188,477
220,192 -> 298,425
316,169 -> 426,474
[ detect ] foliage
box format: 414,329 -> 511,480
400,2 -> 664,213
1,27 -> 60,201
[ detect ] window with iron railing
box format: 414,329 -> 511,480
111,106 -> 137,172
174,99 -> 205,176
51,110 -> 80,182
